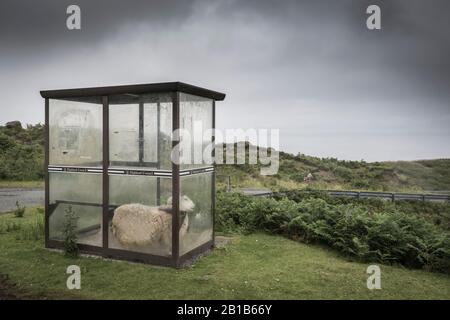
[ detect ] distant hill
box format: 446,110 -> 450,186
215,144 -> 450,193
1,122 -> 449,192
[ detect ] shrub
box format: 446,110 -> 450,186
0,123 -> 44,180
63,206 -> 79,258
14,201 -> 25,218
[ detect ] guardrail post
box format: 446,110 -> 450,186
422,194 -> 425,202
391,193 -> 395,202
357,192 -> 360,200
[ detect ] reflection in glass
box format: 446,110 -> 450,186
109,93 -> 172,169
48,172 -> 102,246
179,173 -> 213,256
49,99 -> 102,167
180,93 -> 213,169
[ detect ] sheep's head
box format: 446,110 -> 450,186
167,195 -> 195,212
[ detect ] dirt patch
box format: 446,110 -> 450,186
0,275 -> 78,300
0,283 -> 19,299
0,273 -> 26,300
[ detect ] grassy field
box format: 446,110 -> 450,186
0,180 -> 43,189
0,208 -> 449,300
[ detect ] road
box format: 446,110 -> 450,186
0,188 -> 44,213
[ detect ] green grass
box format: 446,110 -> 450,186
0,208 -> 449,299
0,180 -> 43,189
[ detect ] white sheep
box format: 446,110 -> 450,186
111,195 -> 195,251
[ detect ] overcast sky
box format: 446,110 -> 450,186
0,0 -> 449,161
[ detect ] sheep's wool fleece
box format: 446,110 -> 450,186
112,203 -> 185,247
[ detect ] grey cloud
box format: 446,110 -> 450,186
0,0 -> 195,55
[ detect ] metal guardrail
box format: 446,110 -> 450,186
245,189 -> 450,202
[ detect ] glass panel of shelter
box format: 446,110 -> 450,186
47,97 -> 103,247
178,93 -> 214,256
107,93 -> 174,256
108,93 -> 172,170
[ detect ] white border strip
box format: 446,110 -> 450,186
48,166 -> 214,177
